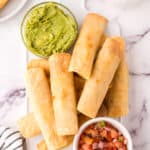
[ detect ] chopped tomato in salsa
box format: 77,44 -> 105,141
78,121 -> 127,150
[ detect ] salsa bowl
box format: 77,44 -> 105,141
73,117 -> 133,150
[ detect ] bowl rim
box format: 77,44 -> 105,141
73,117 -> 133,150
21,1 -> 78,58
0,0 -> 28,22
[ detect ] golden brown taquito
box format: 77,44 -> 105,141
49,53 -> 78,135
37,141 -> 47,150
77,37 -> 121,118
18,113 -> 73,148
27,59 -> 49,76
17,113 -> 88,139
97,104 -> 108,117
27,59 -> 85,99
26,68 -> 67,150
78,114 -> 90,126
17,112 -> 40,138
17,75 -> 84,139
69,13 -> 107,79
74,75 -> 85,100
102,38 -> 128,117
37,136 -> 73,150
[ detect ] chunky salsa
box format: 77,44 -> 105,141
78,121 -> 127,150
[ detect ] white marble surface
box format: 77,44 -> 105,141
0,0 -> 150,149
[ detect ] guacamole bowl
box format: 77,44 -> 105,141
21,2 -> 78,58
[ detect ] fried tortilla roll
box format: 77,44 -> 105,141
37,141 -> 47,150
17,112 -> 41,138
17,113 -> 88,139
97,104 -> 108,117
26,68 -> 67,150
77,37 -> 121,118
78,114 -> 90,126
0,0 -> 9,9
74,75 -> 85,100
18,113 -> 88,139
49,53 -> 78,135
37,136 -> 73,150
17,75 -> 83,139
103,38 -> 129,117
69,13 -> 107,79
27,59 -> 49,76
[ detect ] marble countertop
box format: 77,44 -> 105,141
0,0 -> 150,149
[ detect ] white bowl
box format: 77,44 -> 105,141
0,0 -> 28,22
73,117 -> 133,150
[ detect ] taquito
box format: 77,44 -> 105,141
17,113 -> 73,147
97,103 -> 108,117
77,37 -> 121,118
78,114 -> 90,126
103,38 -> 129,117
17,74 -> 84,138
37,136 -> 73,150
74,75 -> 85,100
17,112 -> 40,138
69,13 -> 107,79
27,59 -> 49,76
37,141 -> 47,150
49,53 -> 78,135
17,113 -> 87,139
26,68 -> 67,150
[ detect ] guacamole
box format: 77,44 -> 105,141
23,2 -> 77,57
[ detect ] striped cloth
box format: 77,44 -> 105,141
0,126 -> 25,150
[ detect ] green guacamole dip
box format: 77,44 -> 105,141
23,2 -> 77,57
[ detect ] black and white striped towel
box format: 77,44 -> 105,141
0,126 -> 25,150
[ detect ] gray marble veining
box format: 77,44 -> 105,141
0,88 -> 26,126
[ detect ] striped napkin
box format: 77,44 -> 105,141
0,126 -> 25,150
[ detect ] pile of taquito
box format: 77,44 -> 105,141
17,13 -> 128,150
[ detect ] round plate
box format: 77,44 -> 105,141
0,0 -> 28,22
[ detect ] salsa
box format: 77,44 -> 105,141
23,2 -> 77,57
78,121 -> 127,150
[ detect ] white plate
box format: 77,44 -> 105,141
25,1 -> 121,149
26,22 -> 121,150
0,0 -> 28,22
